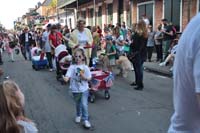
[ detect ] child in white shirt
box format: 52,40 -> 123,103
63,48 -> 92,129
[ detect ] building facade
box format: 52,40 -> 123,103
56,0 -> 200,31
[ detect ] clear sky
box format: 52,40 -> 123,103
0,0 -> 44,29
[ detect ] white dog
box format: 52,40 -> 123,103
116,56 -> 132,78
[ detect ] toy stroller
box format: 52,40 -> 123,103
88,68 -> 114,103
31,48 -> 48,71
55,44 -> 72,84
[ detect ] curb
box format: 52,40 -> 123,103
144,66 -> 173,78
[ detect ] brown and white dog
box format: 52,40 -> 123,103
99,54 -> 132,77
116,56 -> 132,78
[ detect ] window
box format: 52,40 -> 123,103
89,8 -> 94,26
199,0 -> 200,12
138,3 -> 153,26
98,6 -> 102,27
126,2 -> 131,27
60,19 -> 64,23
82,11 -> 86,19
118,0 -> 124,23
107,3 -> 113,24
69,18 -> 72,29
164,0 -> 181,31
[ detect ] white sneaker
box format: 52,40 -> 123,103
159,62 -> 166,67
75,116 -> 81,123
131,67 -> 134,71
83,120 -> 91,128
170,67 -> 173,72
49,69 -> 53,72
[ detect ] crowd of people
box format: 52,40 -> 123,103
0,15 -> 180,132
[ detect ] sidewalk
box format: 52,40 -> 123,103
143,53 -> 173,77
97,51 -> 173,77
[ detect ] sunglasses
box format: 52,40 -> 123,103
75,55 -> 82,59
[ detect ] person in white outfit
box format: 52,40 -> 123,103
0,80 -> 38,133
42,24 -> 53,71
168,13 -> 200,133
63,48 -> 92,129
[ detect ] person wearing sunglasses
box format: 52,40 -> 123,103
63,48 -> 92,129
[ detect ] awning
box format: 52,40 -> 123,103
57,0 -> 76,9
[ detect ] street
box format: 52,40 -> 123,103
1,53 -> 173,133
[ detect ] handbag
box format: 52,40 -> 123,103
127,51 -> 139,62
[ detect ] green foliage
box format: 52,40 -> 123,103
50,0 -> 57,8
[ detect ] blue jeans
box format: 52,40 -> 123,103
73,90 -> 89,121
25,42 -> 31,60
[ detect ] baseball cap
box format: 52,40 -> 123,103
105,35 -> 112,41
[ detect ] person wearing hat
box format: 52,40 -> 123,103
68,18 -> 93,65
42,24 -> 53,71
19,27 -> 33,60
49,24 -> 68,73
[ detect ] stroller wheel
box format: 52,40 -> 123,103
35,67 -> 39,71
60,79 -> 66,85
32,65 -> 35,69
89,94 -> 95,103
56,75 -> 61,81
104,90 -> 110,100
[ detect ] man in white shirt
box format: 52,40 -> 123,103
19,27 -> 33,60
142,15 -> 150,27
168,13 -> 200,133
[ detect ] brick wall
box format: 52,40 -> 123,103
154,0 -> 163,29
132,0 -> 137,24
182,0 -> 198,30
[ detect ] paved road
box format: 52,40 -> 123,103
1,53 -> 173,133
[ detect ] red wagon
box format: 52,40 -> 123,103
89,69 -> 114,103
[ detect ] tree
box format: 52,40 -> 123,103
50,0 -> 57,9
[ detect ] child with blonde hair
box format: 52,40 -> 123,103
0,80 -> 38,133
63,48 -> 92,129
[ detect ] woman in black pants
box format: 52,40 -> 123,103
129,20 -> 148,90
